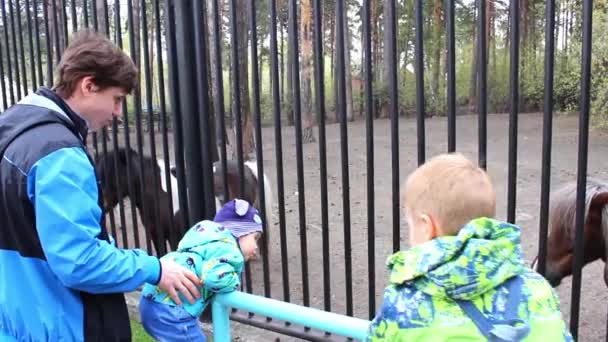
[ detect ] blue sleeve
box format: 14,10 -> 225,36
27,147 -> 161,294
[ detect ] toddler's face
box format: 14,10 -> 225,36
239,232 -> 261,261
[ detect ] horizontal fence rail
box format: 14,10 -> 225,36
212,291 -> 371,342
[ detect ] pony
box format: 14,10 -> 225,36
95,147 -> 183,254
96,146 -> 274,255
531,178 -> 608,287
170,159 -> 274,230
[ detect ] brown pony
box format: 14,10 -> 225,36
532,178 -> 608,287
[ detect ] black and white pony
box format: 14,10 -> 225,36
96,147 -> 273,254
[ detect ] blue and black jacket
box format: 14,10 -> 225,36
0,88 -> 161,341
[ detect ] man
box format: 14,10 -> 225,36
0,30 -> 200,341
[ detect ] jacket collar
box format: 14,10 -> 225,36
36,87 -> 89,146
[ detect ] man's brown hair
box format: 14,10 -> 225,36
54,29 -> 137,98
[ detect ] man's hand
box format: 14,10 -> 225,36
158,258 -> 201,305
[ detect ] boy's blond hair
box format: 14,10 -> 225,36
402,153 -> 496,235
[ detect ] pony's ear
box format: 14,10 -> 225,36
590,192 -> 608,213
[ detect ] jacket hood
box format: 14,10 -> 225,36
387,217 -> 527,300
177,220 -> 238,251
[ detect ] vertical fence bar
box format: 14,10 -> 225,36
211,0 -> 228,204
91,0 -> 97,30
101,127 -> 118,241
446,0 -> 455,153
362,0 -> 375,320
537,0 -> 556,276
335,0 -> 353,318
154,0 -> 176,248
387,0 -> 400,252
97,0 -> 113,237
228,0 -> 245,210
165,0 -> 189,236
1,0 -> 15,105
70,0 -> 76,31
174,0 -> 206,249
128,0 -> 153,252
51,0 -> 61,63
142,0 -> 165,255
98,0 -> 112,235
477,0 -> 487,169
194,0 -> 215,221
506,0 -> 520,224
15,0 -> 29,97
0,36 -> 6,110
269,0 -> 290,304
61,0 -> 68,45
83,0 -> 88,28
33,0 -> 44,88
110,0 -> 126,248
249,0 -> 272,299
569,0 -> 593,337
115,0 -> 139,249
228,0 -> 252,294
0,33 -> 6,110
102,0 -> 109,37
42,0 -> 53,87
8,0 -> 22,100
313,0 -> 330,314
288,0 -> 310,308
415,0 -> 425,165
25,0 -> 37,91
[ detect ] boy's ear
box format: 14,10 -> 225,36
420,213 -> 438,240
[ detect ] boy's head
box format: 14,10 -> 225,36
214,199 -> 263,261
54,30 -> 137,131
402,153 -> 496,247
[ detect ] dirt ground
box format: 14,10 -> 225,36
106,112 -> 608,341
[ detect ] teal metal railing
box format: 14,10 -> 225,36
211,291 -> 371,341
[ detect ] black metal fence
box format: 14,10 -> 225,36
0,0 -> 601,341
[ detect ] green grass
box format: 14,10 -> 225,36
130,320 -> 155,342
130,319 -> 213,342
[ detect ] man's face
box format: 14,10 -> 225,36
80,86 -> 126,131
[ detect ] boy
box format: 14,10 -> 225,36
366,153 -> 572,341
139,199 -> 263,341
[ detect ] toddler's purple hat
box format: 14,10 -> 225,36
214,199 -> 263,238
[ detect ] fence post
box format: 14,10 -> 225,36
212,300 -> 231,342
172,0 -> 215,224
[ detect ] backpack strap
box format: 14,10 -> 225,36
455,276 -> 531,342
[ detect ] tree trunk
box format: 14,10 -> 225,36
234,0 -> 254,158
372,0 -> 380,117
380,1 -> 391,118
343,8 -> 354,122
431,0 -> 442,104
489,0 -> 496,81
469,1 -> 478,107
286,6 -> 294,126
300,0 -> 316,143
96,0 -> 107,33
202,0 -> 218,163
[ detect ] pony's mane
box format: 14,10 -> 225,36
549,178 -> 608,253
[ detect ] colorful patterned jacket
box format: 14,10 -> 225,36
366,217 -> 573,341
141,220 -> 244,318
